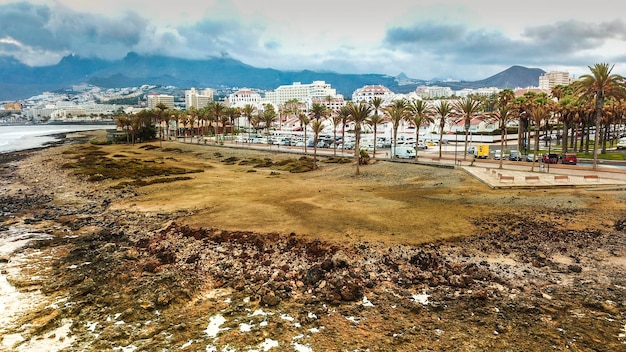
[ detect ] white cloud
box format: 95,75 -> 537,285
1,0 -> 625,80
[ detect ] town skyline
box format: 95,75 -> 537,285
1,0 -> 625,81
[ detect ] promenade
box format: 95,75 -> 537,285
181,136 -> 626,190
417,155 -> 626,189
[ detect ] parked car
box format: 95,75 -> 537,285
509,150 -> 523,161
542,153 -> 559,164
561,153 -> 577,165
493,149 -> 502,160
525,153 -> 539,162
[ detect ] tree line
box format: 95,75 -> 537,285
116,63 -> 626,174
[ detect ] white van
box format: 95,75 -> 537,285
617,138 -> 626,149
391,145 -> 416,159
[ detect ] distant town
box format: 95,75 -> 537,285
0,71 -> 573,140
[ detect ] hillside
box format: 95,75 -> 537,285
0,53 -> 544,101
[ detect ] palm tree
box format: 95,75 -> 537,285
310,102 -> 326,121
227,106 -> 241,134
384,99 -> 407,159
298,113 -> 310,154
452,96 -> 482,159
367,112 -> 384,159
208,101 -> 226,138
528,103 -> 549,172
337,106 -> 351,155
345,101 -> 372,175
311,119 -> 325,170
154,102 -> 168,146
330,111 -> 342,156
434,101 -> 453,158
573,63 -> 626,169
242,104 -> 257,132
492,102 -> 514,170
115,113 -> 131,144
219,114 -> 230,143
406,99 -> 433,161
261,104 -> 277,143
187,111 -> 197,141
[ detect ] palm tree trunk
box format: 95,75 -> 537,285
373,126 -> 377,159
499,128 -> 505,169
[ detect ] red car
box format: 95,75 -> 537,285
561,153 -> 577,165
542,153 -> 559,164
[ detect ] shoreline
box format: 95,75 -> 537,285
1,134 -> 625,351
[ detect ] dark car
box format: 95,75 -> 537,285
561,153 -> 577,165
509,150 -> 523,161
542,153 -> 559,164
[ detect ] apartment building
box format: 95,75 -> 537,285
264,81 -> 338,107
414,86 -> 454,99
227,88 -> 262,109
184,88 -> 213,110
309,95 -> 346,112
148,94 -> 175,109
351,85 -> 395,104
538,71 -> 575,90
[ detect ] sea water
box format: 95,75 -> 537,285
0,124 -> 112,154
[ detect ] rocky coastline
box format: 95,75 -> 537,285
1,134 -> 625,351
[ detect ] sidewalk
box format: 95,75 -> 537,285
419,155 -> 626,189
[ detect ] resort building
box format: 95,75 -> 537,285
227,88 -> 262,109
351,85 -> 394,104
414,86 -> 454,99
309,95 -> 346,112
456,87 -> 501,98
184,88 -> 213,110
148,94 -> 175,109
538,71 -> 575,90
264,81 -> 338,107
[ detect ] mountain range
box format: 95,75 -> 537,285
0,52 -> 545,101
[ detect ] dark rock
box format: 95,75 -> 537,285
261,293 -> 281,307
567,264 -> 582,273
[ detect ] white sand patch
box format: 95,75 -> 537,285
280,313 -> 294,321
293,342 -> 314,352
412,292 -> 430,305
239,322 -> 253,332
206,314 -> 228,338
259,338 -> 279,351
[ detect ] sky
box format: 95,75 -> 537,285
1,0 -> 626,81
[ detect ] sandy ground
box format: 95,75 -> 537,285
1,130 -> 625,351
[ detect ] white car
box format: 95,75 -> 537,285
493,150 -> 502,160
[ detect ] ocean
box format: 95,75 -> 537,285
0,124 -> 113,154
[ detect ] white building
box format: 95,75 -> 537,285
227,88 -> 262,109
538,71 -> 575,90
414,86 -> 454,99
264,81 -> 338,107
185,88 -> 213,110
351,85 -> 395,104
148,94 -> 175,109
309,96 -> 346,112
455,87 -> 502,98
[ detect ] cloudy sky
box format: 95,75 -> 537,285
1,0 -> 625,81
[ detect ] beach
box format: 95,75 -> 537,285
1,131 -> 625,351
